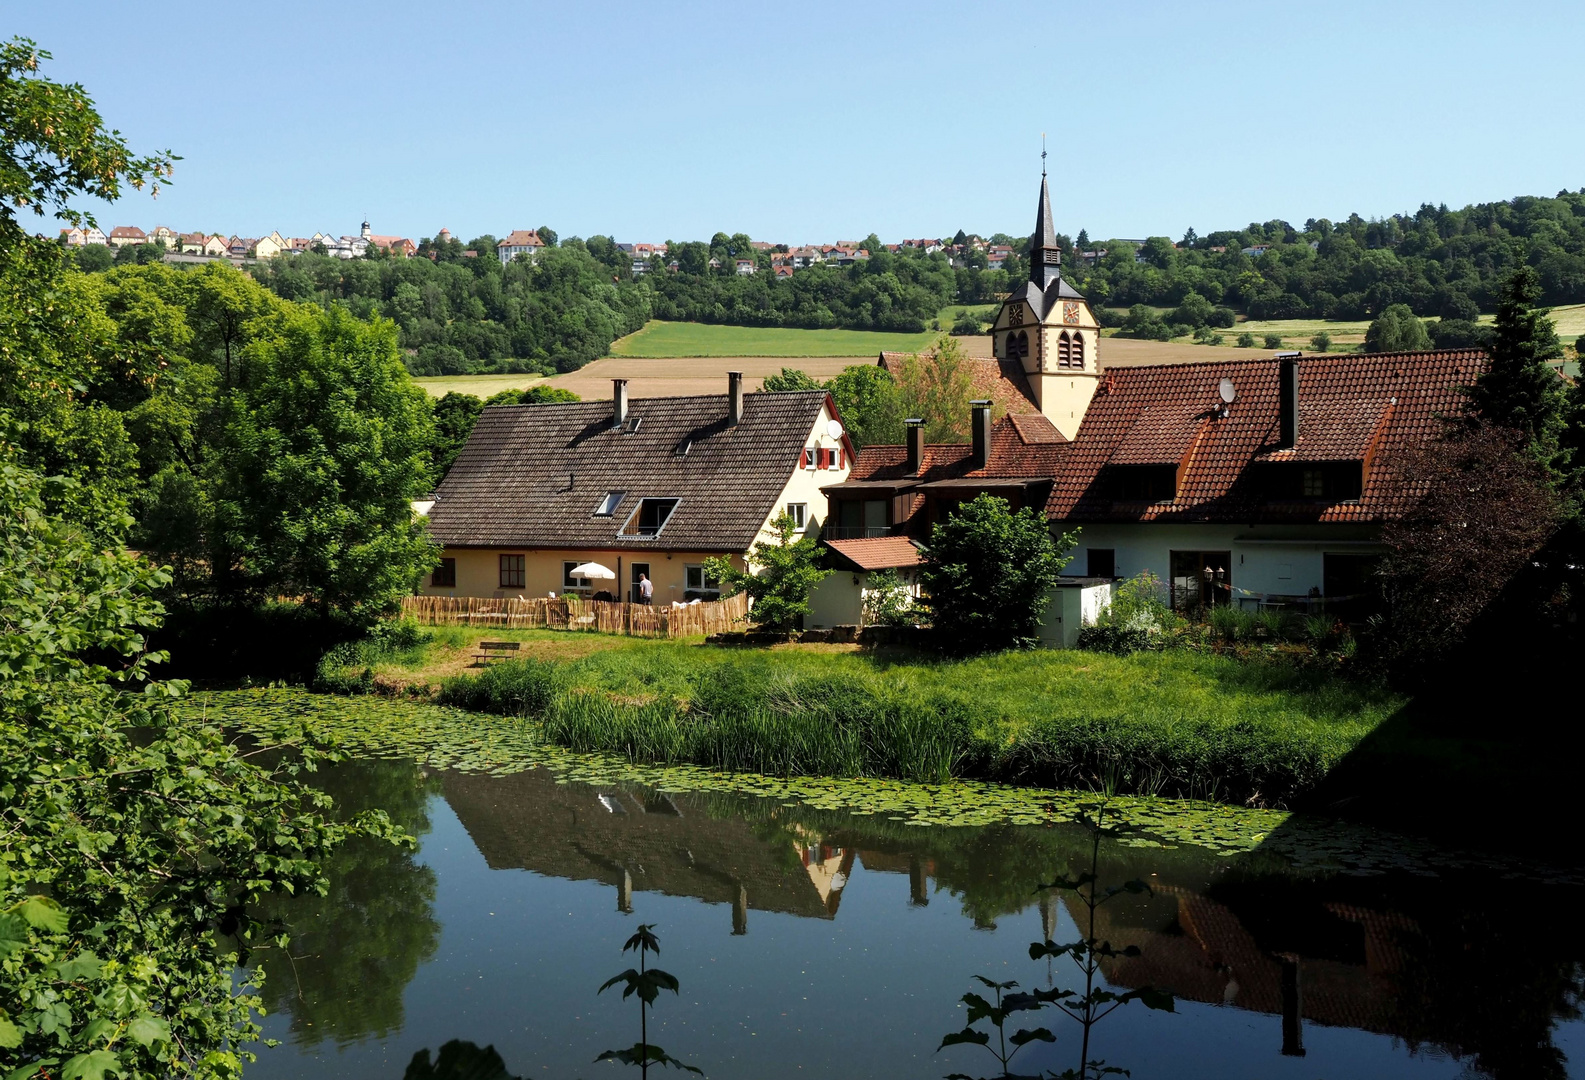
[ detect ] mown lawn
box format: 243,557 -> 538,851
330,629 -> 1403,808
609,320 -> 939,358
412,373 -> 546,399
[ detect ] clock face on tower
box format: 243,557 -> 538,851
1008,303 -> 1024,327
1062,301 -> 1081,325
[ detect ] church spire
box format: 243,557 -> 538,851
1029,162 -> 1062,289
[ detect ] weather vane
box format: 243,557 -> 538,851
1041,133 -> 1047,176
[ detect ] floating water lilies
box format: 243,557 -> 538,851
180,688 -> 1585,885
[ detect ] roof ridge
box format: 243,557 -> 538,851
1102,347 -> 1487,376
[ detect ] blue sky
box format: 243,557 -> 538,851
16,0 -> 1583,246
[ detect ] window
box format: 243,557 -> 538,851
684,563 -> 720,600
619,497 -> 680,538
1256,462 -> 1364,503
786,503 -> 808,530
595,491 -> 624,517
1057,331 -> 1073,368
832,499 -> 888,539
1106,464 -> 1177,502
563,561 -> 590,591
1086,549 -> 1115,579
803,447 -> 816,469
499,554 -> 525,589
431,557 -> 456,588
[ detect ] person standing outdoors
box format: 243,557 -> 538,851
638,573 -> 654,604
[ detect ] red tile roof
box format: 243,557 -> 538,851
1046,349 -> 1486,524
497,230 -> 544,249
847,415 -> 1067,484
823,536 -> 923,571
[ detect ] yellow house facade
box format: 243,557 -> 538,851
420,375 -> 851,602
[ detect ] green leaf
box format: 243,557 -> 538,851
51,953 -> 103,982
15,897 -> 69,934
0,1018 -> 20,1049
125,1014 -> 170,1048
0,914 -> 28,957
60,1050 -> 123,1080
1008,1026 -> 1056,1046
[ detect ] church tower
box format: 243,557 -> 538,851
989,163 -> 1101,440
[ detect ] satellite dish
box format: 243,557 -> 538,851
826,419 -> 844,439
1219,378 -> 1237,404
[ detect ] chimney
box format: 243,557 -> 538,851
728,370 -> 743,426
905,418 -> 925,475
612,378 -> 629,428
1278,357 -> 1299,449
970,400 -> 992,470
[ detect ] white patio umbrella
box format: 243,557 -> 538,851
567,561 -> 616,580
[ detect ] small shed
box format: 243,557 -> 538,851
808,536 -> 924,628
1039,577 -> 1114,649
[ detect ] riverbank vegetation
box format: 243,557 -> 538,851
317,627 -> 1402,808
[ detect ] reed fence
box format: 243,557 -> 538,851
400,592 -> 749,639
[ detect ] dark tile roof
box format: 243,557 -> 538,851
428,390 -> 834,551
1046,349 -> 1487,524
824,536 -> 923,572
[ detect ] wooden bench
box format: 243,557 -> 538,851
473,640 -> 520,664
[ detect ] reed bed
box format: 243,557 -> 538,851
422,645 -> 1398,807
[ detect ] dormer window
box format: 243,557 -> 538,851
594,491 -> 624,517
619,498 -> 679,538
1256,462 -> 1363,502
1105,464 -> 1176,503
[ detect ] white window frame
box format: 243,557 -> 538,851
786,503 -> 808,530
594,491 -> 624,517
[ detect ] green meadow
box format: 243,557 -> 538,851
609,319 -> 939,357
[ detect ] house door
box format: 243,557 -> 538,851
630,562 -> 651,604
1169,550 -> 1232,614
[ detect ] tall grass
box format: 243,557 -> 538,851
421,644 -> 1399,806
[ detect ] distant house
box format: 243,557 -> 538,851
787,246 -> 822,268
107,226 -> 147,248
176,231 -> 208,253
253,231 -> 290,259
228,236 -> 256,257
774,265 -> 795,281
735,257 -> 756,275
1241,244 -> 1271,257
59,226 -> 107,246
367,234 -> 416,257
420,375 -> 853,603
497,229 -> 545,266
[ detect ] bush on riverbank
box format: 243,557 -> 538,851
336,638 -> 1397,807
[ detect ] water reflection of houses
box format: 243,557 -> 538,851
1070,884 -> 1420,1057
442,770 -> 844,931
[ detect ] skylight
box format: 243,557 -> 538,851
594,491 -> 625,517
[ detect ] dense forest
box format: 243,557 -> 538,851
71,189 -> 1585,375
1057,190 -> 1585,322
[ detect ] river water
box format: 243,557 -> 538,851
236,755 -> 1584,1080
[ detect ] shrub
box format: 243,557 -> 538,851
1082,571 -> 1179,653
1237,332 -> 1256,348
951,312 -> 981,335
1310,332 -> 1331,352
1209,306 -> 1237,329
918,494 -> 1071,653
437,658 -> 560,716
705,512 -> 830,630
862,568 -> 916,626
1263,334 -> 1283,349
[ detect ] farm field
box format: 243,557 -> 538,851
609,319 -> 938,357
413,373 -> 545,398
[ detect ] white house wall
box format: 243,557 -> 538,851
1058,523 -> 1381,602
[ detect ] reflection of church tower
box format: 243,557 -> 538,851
990,164 -> 1102,439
